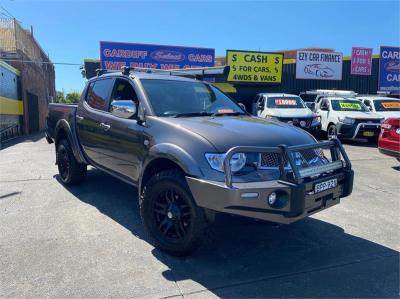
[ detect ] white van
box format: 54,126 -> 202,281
254,93 -> 321,133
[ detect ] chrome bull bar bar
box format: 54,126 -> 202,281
223,139 -> 351,188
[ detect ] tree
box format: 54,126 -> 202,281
54,90 -> 81,104
65,91 -> 81,104
56,90 -> 65,103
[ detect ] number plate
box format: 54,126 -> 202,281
363,131 -> 374,137
314,178 -> 337,193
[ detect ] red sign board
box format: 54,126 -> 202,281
351,47 -> 372,75
275,99 -> 296,105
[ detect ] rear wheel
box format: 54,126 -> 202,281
327,124 -> 338,139
56,139 -> 87,185
140,169 -> 208,256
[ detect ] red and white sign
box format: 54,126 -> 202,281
351,47 -> 372,75
275,99 -> 296,105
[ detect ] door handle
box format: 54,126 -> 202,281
76,115 -> 84,121
99,123 -> 111,131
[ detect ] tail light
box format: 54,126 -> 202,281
381,118 -> 400,139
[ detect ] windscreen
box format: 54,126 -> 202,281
141,79 -> 244,117
331,99 -> 369,112
373,99 -> 400,112
267,96 -> 306,109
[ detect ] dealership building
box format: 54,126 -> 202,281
0,18 -> 55,143
213,49 -> 383,110
84,44 -> 396,108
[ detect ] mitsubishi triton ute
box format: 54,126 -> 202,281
46,67 -> 354,256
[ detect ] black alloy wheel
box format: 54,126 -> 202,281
140,169 -> 208,256
153,188 -> 191,240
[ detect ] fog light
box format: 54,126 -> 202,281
268,192 -> 277,206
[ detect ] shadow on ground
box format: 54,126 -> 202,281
57,169 -> 399,298
0,131 -> 45,150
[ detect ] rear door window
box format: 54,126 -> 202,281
86,79 -> 114,111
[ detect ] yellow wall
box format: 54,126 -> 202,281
0,96 -> 24,115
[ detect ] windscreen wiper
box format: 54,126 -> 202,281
173,111 -> 213,118
211,111 -> 246,117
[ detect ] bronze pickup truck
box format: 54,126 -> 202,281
46,67 -> 354,256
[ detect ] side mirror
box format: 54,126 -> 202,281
238,102 -> 246,111
320,104 -> 329,111
110,100 -> 137,119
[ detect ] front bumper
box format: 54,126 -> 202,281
186,139 -> 354,224
278,118 -> 321,132
337,122 -> 381,139
378,147 -> 400,159
187,170 -> 353,224
304,122 -> 321,133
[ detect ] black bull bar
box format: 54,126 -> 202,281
223,139 -> 352,188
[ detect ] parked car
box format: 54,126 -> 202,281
254,93 -> 321,133
378,118 -> 400,161
46,67 -> 354,256
314,97 -> 383,140
356,96 -> 400,119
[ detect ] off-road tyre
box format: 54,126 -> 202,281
140,169 -> 209,256
56,139 -> 87,185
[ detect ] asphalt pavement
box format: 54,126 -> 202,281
0,134 -> 399,298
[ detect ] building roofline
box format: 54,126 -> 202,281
0,59 -> 20,75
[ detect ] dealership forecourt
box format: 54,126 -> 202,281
1,40 -> 399,296
0,135 -> 398,298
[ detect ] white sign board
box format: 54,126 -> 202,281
296,51 -> 343,80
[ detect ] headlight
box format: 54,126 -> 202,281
338,116 -> 355,125
205,153 -> 246,173
312,114 -> 321,123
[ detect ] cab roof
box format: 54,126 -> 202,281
95,71 -> 200,83
324,97 -> 359,101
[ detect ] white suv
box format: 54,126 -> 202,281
314,96 -> 383,140
254,93 -> 321,133
356,96 -> 400,120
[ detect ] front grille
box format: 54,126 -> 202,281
260,148 -> 329,169
261,152 -> 287,168
354,119 -> 381,125
278,117 -> 313,127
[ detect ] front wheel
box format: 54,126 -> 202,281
140,169 -> 208,256
327,124 -> 338,139
56,139 -> 87,185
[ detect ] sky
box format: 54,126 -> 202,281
1,0 -> 399,93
